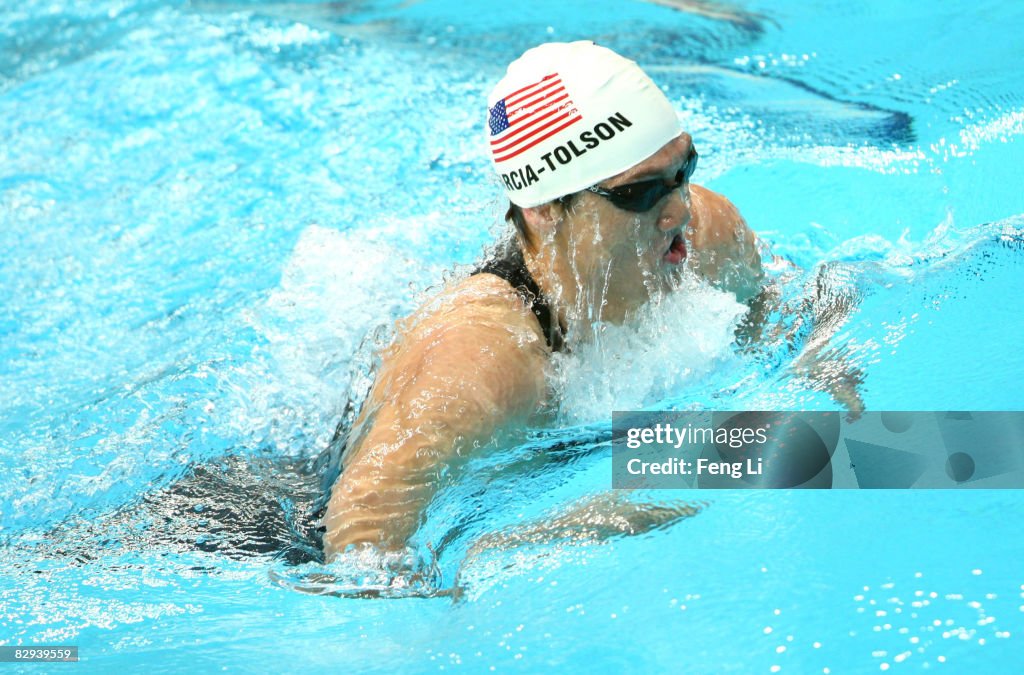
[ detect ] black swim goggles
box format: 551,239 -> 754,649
585,145 -> 698,213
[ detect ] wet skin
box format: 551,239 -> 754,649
518,132 -> 763,329
322,134 -> 763,558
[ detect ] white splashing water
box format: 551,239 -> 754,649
236,224 -> 748,449
551,274 -> 747,425
226,223 -> 448,453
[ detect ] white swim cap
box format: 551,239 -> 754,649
486,41 -> 681,208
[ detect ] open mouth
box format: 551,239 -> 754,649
663,233 -> 687,265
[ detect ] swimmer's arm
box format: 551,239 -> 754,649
686,183 -> 764,302
322,277 -> 548,558
736,262 -> 866,419
467,493 -> 702,553
452,493 -> 704,595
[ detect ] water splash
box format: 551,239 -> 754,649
552,274 -> 747,424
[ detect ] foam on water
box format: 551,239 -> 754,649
217,219 -> 457,455
552,276 -> 747,424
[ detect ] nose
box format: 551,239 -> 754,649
678,131 -> 693,152
657,185 -> 692,233
655,133 -> 696,233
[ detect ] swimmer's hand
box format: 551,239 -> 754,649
270,544 -> 451,600
800,347 -> 865,422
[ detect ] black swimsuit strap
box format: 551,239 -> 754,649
473,241 -> 565,352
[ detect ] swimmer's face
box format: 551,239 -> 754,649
556,133 -> 695,320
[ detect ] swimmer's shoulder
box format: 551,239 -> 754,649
364,273 -> 549,427
401,273 -> 550,353
689,184 -> 746,235
687,183 -> 763,301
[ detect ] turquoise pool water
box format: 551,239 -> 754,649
2,0 -> 1023,671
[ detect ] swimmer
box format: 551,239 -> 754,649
322,41 -> 766,558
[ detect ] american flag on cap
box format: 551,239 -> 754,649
488,73 -> 582,163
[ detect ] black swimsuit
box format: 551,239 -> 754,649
472,240 -> 566,352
